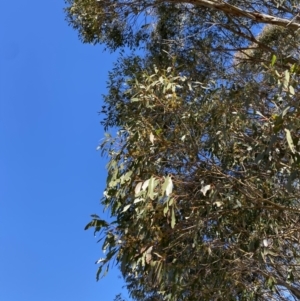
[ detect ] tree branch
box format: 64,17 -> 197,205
168,0 -> 300,30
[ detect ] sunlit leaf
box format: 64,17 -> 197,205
142,179 -> 150,191
283,70 -> 290,88
271,54 -> 276,66
282,106 -> 290,117
284,128 -> 295,154
171,207 -> 176,229
200,184 -> 211,196
148,176 -> 155,200
135,182 -> 143,195
213,201 -> 223,207
149,132 -> 155,144
162,175 -> 173,196
263,239 -> 269,247
134,197 -> 143,204
122,204 -> 131,213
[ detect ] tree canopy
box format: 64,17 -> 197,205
65,1 -> 300,300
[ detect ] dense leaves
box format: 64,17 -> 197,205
64,0 -> 300,300
94,58 -> 300,300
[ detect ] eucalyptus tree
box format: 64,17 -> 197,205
65,0 -> 300,300
89,54 -> 300,301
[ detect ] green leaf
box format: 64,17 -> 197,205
142,179 -> 150,191
135,182 -> 143,195
283,70 -> 290,88
122,204 -> 131,213
96,266 -> 103,281
271,54 -> 276,66
171,206 -> 176,229
84,221 -> 94,231
285,128 -> 295,154
84,219 -> 108,232
148,176 -> 155,200
290,63 -> 296,73
134,197 -> 144,204
289,85 -> 295,95
120,170 -> 133,184
282,106 -> 290,117
162,175 -> 173,196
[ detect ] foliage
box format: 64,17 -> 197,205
90,58 -> 300,300
65,0 -> 300,56
65,0 -> 300,300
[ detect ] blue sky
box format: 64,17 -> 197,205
0,1 -> 128,300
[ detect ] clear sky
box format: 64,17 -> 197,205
0,1 -> 128,300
